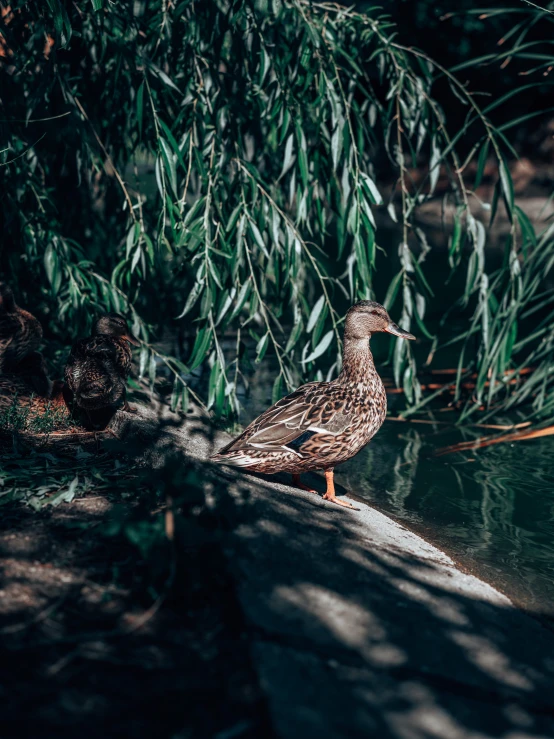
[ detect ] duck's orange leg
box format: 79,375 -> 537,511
322,469 -> 357,509
292,474 -> 318,494
122,389 -> 137,414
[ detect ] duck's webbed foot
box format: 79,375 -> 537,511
292,474 -> 318,495
322,469 -> 359,510
323,494 -> 357,509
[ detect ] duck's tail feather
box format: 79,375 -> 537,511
77,375 -> 113,400
79,383 -> 111,400
210,451 -> 261,467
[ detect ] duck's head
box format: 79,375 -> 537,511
345,301 -> 415,341
0,282 -> 16,313
93,313 -> 140,345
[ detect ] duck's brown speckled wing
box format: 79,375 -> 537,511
64,336 -> 132,413
105,336 -> 133,377
212,373 -> 387,474
81,335 -> 132,375
65,336 -> 132,392
218,381 -> 353,455
64,338 -> 92,393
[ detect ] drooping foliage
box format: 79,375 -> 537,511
1,0 -> 553,422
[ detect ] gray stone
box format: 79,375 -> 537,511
115,403 -> 554,739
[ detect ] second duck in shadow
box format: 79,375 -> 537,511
0,281 -> 52,397
64,313 -> 139,429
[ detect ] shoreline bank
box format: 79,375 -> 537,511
114,402 -> 554,738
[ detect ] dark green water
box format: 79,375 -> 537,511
246,379 -> 554,620
342,418 -> 554,619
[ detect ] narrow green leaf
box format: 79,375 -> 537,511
272,374 -> 283,404
515,205 -> 537,249
499,156 -> 514,221
44,243 -> 62,295
215,288 -> 235,326
207,360 -> 221,409
307,295 -> 325,333
302,330 -> 333,363
312,303 -> 329,348
403,364 -> 414,404
285,315 -> 304,353
331,124 -> 342,170
229,281 -> 251,321
384,271 -> 403,311
188,326 -> 212,371
280,134 -> 295,179
248,220 -> 268,256
170,377 -> 182,412
131,245 -> 142,274
360,172 -> 383,205
139,347 -> 149,378
255,333 -> 269,363
158,118 -> 188,172
176,281 -> 204,319
413,302 -> 434,339
489,179 -> 501,229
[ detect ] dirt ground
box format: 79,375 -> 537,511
0,487 -> 273,739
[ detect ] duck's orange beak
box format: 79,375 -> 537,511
384,322 -> 415,340
123,334 -> 140,346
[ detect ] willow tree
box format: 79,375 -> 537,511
1,0 -> 552,423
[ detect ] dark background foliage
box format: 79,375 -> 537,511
1,0 -> 554,423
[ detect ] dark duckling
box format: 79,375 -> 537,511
64,313 -> 139,424
0,282 -> 44,373
212,301 -> 415,508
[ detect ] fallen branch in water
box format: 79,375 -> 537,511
435,424 -> 554,456
388,417 -> 531,431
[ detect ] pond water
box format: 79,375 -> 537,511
244,365 -> 554,624
342,414 -> 554,621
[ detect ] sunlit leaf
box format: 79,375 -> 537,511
302,330 -> 333,363
307,294 -> 325,333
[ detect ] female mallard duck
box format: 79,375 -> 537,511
64,313 -> 139,421
212,301 -> 415,508
0,282 -> 44,373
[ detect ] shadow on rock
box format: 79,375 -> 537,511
2,402 -> 554,739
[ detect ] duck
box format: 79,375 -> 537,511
64,313 -> 139,424
211,301 -> 415,508
0,281 -> 44,374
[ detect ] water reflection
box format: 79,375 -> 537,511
342,419 -> 554,618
